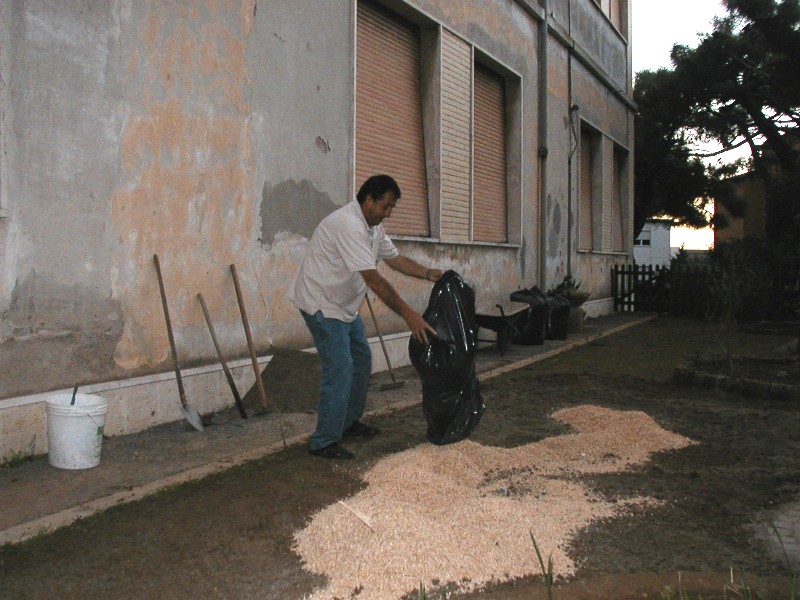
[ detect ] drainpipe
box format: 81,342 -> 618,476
567,102 -> 579,277
538,0 -> 549,290
566,0 -> 576,278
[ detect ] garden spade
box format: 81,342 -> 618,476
230,263 -> 268,412
365,295 -> 405,391
153,254 -> 204,432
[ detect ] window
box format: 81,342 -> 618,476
439,28 -> 472,242
438,31 -> 516,244
473,63 -> 507,243
611,146 -> 628,252
593,0 -> 627,35
579,126 -> 600,251
356,1 -> 429,236
355,2 -> 520,245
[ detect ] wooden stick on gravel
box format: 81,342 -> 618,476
338,500 -> 374,531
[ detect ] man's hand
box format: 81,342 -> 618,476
361,269 -> 437,344
425,268 -> 444,282
401,307 -> 437,345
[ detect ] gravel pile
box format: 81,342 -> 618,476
294,405 -> 695,599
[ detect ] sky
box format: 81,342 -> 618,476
632,0 -> 727,250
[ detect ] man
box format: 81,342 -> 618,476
289,174 -> 443,459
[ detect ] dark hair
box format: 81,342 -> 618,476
356,175 -> 401,204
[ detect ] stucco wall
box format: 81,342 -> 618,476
0,0 -> 355,400
0,0 -> 635,459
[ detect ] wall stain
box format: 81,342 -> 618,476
110,2 -> 254,371
260,179 -> 336,245
315,136 -> 331,154
548,200 -> 562,257
0,271 -> 124,399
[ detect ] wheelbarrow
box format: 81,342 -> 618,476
475,301 -> 529,356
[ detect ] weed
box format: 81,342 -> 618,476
0,451 -> 37,468
417,581 -> 426,599
530,531 -> 554,600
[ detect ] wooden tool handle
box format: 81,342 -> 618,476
198,293 -> 248,419
153,254 -> 189,408
230,264 -> 268,410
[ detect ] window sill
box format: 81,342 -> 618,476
392,236 -> 521,250
577,249 -> 631,257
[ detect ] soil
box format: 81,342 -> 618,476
2,317 -> 800,600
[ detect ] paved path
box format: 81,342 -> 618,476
1,312 -> 653,547
4,310 -> 799,574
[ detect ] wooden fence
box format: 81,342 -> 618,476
612,264 -> 712,317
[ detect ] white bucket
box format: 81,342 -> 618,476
45,393 -> 109,469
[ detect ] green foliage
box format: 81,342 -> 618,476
634,69 -> 713,236
634,0 -> 800,244
1,451 -> 37,468
530,532 -> 554,600
548,275 -> 590,307
709,238 -> 800,321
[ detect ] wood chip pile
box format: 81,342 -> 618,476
294,405 -> 695,599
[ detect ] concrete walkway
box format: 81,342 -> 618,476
0,312 -> 654,547
2,310 -> 798,572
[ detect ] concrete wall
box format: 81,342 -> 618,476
0,0 -> 634,461
539,0 -> 634,299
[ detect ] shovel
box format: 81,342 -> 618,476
153,254 -> 204,432
197,293 -> 248,419
230,264 -> 268,411
364,295 -> 405,391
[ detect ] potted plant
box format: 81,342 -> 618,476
549,275 -> 590,332
549,275 -> 590,307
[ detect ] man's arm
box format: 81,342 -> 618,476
384,255 -> 443,283
360,269 -> 436,344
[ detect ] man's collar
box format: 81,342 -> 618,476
351,198 -> 372,231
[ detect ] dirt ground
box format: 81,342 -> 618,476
2,317 -> 800,599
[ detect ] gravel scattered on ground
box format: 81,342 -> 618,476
293,404 -> 695,599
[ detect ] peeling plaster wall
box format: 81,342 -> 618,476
0,0 -> 634,457
247,0 -> 353,347
544,39 -> 572,285
544,0 -> 633,299
1,1 -> 127,399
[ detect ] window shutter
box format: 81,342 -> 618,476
473,64 -> 507,243
612,150 -> 624,252
440,30 -> 472,241
579,129 -> 593,251
356,2 -> 429,237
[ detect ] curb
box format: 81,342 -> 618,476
674,357 -> 800,400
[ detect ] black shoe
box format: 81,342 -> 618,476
343,420 -> 380,438
308,442 -> 354,459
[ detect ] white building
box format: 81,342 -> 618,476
634,220 -> 672,267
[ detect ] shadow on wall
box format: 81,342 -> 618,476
260,180 -> 338,245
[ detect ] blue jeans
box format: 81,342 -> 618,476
301,310 -> 372,450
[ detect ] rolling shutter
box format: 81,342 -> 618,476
579,129 -> 593,251
356,2 -> 429,237
612,150 -> 624,252
473,64 -> 507,243
440,30 -> 472,242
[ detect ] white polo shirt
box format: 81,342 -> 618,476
289,199 -> 399,322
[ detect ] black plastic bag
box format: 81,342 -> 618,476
509,286 -> 549,345
546,293 -> 570,340
409,270 -> 484,445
